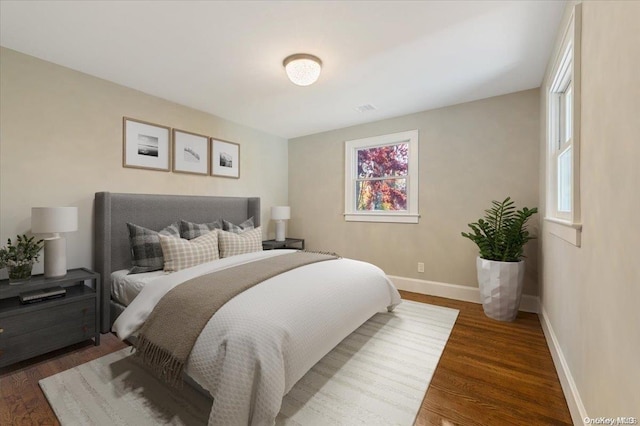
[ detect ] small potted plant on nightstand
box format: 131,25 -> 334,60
461,197 -> 537,321
0,235 -> 44,285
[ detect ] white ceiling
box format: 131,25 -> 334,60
0,1 -> 565,139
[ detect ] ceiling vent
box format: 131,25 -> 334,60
354,104 -> 377,113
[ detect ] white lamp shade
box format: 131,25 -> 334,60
32,207 -> 78,234
271,206 -> 290,221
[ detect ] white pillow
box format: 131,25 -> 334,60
158,231 -> 219,272
218,227 -> 262,258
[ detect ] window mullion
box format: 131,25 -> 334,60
355,176 -> 404,182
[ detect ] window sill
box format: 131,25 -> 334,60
344,213 -> 419,224
544,217 -> 582,247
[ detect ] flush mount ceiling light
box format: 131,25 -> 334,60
283,53 -> 322,86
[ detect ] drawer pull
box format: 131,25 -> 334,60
83,326 -> 88,332
0,327 -> 3,334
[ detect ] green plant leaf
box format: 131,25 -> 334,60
461,198 -> 538,262
0,234 -> 44,268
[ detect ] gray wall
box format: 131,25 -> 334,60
289,89 -> 540,295
0,47 -> 289,276
538,1 -> 640,420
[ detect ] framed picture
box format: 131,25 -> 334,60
172,129 -> 210,175
123,117 -> 171,171
211,138 -> 240,178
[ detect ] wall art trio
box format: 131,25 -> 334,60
122,117 -> 240,179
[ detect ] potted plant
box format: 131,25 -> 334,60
461,197 -> 537,321
0,235 -> 44,285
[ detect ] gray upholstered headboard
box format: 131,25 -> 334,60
94,192 -> 260,332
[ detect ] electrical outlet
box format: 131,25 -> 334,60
417,262 -> 425,273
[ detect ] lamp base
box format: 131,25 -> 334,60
44,236 -> 67,278
275,221 -> 286,242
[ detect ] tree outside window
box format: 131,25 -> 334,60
356,143 -> 408,211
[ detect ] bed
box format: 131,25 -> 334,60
94,191 -> 401,425
94,191 -> 261,332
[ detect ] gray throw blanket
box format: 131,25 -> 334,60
134,251 -> 338,386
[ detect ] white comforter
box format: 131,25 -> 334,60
113,250 -> 401,426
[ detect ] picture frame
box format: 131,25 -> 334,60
211,138 -> 240,179
123,117 -> 171,171
172,129 -> 210,175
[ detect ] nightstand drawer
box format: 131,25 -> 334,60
0,268 -> 100,368
0,298 -> 95,338
0,299 -> 96,367
0,317 -> 96,366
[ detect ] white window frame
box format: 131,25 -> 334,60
546,4 -> 582,246
344,130 -> 419,223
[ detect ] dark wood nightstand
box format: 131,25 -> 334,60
262,238 -> 305,250
0,268 -> 100,368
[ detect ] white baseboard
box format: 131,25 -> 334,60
539,306 -> 588,426
388,275 -> 540,313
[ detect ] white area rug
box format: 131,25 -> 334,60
40,300 -> 458,426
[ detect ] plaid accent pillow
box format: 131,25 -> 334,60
222,217 -> 254,234
159,230 -> 219,272
127,222 -> 180,274
218,227 -> 262,258
179,219 -> 222,240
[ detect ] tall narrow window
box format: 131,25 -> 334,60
546,4 -> 582,246
556,78 -> 573,214
345,130 -> 419,223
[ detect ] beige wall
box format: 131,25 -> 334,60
539,1 -> 640,421
289,89 -> 540,295
0,47 -> 288,277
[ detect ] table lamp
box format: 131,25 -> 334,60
31,207 -> 78,278
271,206 -> 290,242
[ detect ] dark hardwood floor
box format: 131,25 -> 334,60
404,291 -> 572,426
0,292 -> 572,425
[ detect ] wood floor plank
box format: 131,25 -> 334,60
404,291 -> 572,425
0,292 -> 572,425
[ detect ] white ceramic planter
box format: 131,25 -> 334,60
476,257 -> 525,321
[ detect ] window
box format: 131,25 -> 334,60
546,4 -> 582,245
555,67 -> 573,216
344,130 -> 419,223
